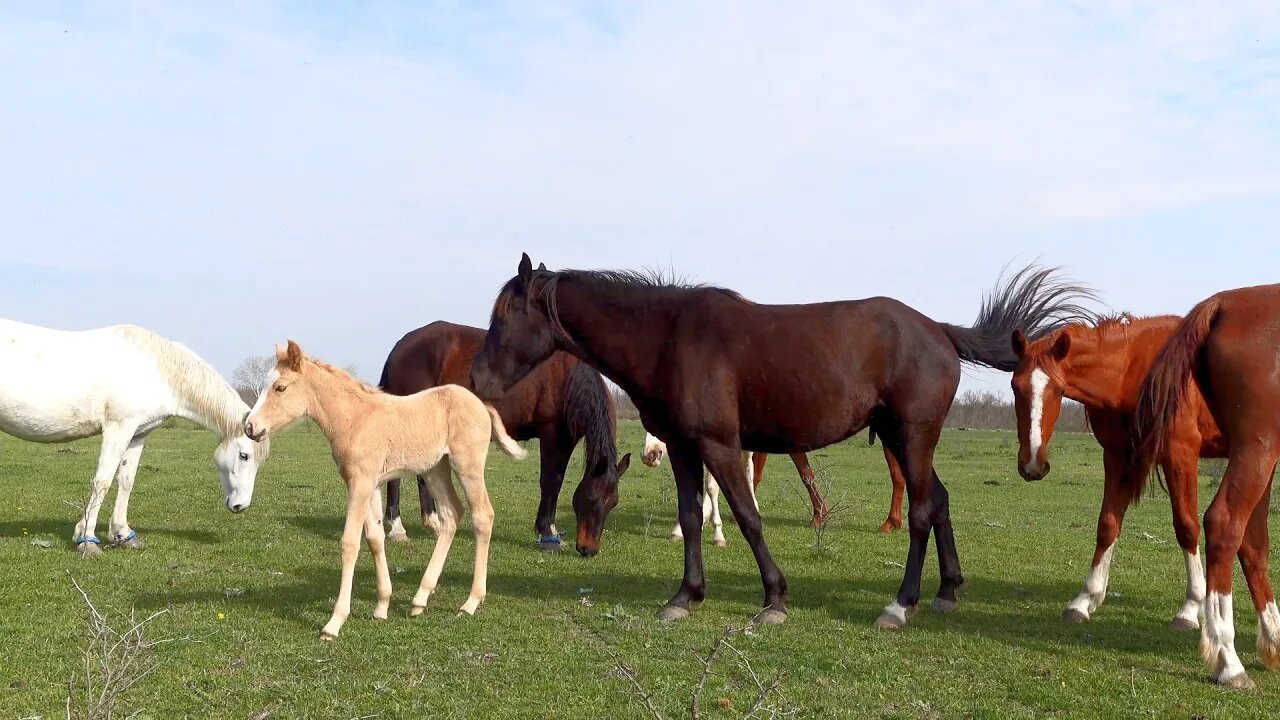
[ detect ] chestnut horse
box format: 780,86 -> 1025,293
1010,315 -> 1223,630
379,321 -> 629,553
1136,284 -> 1280,690
471,254 -> 1095,627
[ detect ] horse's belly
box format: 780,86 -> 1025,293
0,400 -> 101,442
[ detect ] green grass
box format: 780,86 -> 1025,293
1,422 -> 1276,719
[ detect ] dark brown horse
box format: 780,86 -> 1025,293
379,321 -> 629,553
470,254 -> 1095,627
1136,284 -> 1280,690
1010,315 -> 1223,630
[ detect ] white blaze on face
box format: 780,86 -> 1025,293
248,369 -> 279,420
1025,368 -> 1050,474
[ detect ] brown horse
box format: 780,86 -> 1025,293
1136,284 -> 1280,690
379,321 -> 629,554
1010,315 -> 1224,630
470,254 -> 1095,627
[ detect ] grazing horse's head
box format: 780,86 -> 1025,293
215,431 -> 268,514
571,453 -> 631,556
470,253 -> 557,399
1010,328 -> 1072,481
641,433 -> 667,467
244,340 -> 312,445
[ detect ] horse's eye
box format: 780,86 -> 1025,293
275,384 -> 286,392
239,452 -> 250,461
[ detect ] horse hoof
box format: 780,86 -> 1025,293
117,536 -> 145,550
410,605 -> 426,617
756,608 -> 787,625
878,520 -> 900,534
1171,615 -> 1199,632
658,605 -> 691,623
874,612 -> 906,631
539,538 -> 562,552
713,538 -> 727,548
931,598 -> 958,614
319,632 -> 337,642
668,534 -> 682,542
388,530 -> 410,544
1061,607 -> 1090,624
76,542 -> 103,557
1217,671 -> 1256,691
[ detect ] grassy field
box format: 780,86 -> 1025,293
1,421 -> 1277,719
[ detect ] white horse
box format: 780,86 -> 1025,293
0,319 -> 269,554
641,432 -> 757,547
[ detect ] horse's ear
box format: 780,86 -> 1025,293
285,340 -> 304,370
1011,329 -> 1027,358
616,452 -> 631,478
518,253 -> 534,285
1051,332 -> 1071,361
274,344 -> 288,363
537,262 -> 547,271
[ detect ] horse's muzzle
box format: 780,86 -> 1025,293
1019,461 -> 1050,482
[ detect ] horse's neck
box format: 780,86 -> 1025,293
303,368 -> 373,447
555,280 -> 663,400
1061,331 -> 1134,410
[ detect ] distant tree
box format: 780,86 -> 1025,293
232,355 -> 275,404
343,364 -> 359,380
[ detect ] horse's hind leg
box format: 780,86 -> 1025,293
1166,445 -> 1205,631
1239,471 -> 1279,672
1064,450 -> 1133,623
790,452 -> 829,529
708,470 -> 726,547
364,487 -> 393,620
449,450 -> 495,617
74,423 -> 137,555
878,445 -> 905,533
383,477 -> 409,542
108,435 -> 148,549
411,462 -> 461,616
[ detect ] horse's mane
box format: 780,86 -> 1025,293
491,267 -> 751,324
1068,312 -> 1182,346
564,360 -> 619,484
308,358 -> 384,396
110,325 -> 264,454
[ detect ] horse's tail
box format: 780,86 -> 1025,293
1134,296 -> 1222,471
940,262 -> 1099,371
486,405 -> 527,459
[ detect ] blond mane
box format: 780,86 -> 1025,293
111,325 -> 263,455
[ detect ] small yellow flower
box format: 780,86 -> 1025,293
217,612 -> 226,620
22,528 -> 28,535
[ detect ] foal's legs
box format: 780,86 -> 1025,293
383,477 -> 409,542
74,422 -> 138,555
449,451 -> 496,616
364,487 -> 393,621
108,434 -> 149,549
321,478 -> 375,639
879,444 -> 906,534
411,462 -> 462,616
658,441 -> 708,622
1063,450 -> 1134,623
1165,445 -> 1205,631
1200,443 -> 1276,689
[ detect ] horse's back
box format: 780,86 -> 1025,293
383,321 -> 485,395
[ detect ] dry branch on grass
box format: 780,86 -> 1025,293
65,575 -> 177,720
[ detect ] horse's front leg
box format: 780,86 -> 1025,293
321,479 -> 374,640
108,436 -> 148,549
535,433 -> 570,547
659,442 -> 707,622
74,423 -> 138,555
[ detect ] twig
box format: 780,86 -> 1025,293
613,658 -> 665,720
690,625 -> 742,720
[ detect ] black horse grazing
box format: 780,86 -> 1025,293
471,254 -> 1095,627
380,321 -> 629,553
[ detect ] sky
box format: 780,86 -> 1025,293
3,1 -> 1279,399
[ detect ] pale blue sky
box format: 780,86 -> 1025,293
2,2 -> 1279,398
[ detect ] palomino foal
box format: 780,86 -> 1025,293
244,341 -> 526,639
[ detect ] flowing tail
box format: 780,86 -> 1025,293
487,405 -> 527,459
940,263 -> 1100,371
1134,295 -> 1222,468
